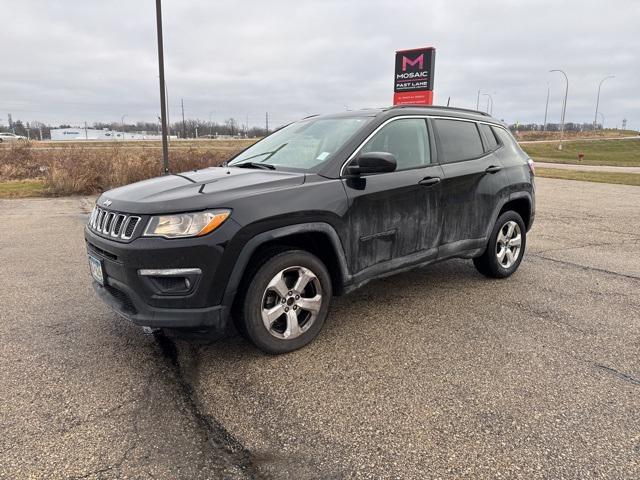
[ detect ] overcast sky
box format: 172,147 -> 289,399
2,0 -> 639,129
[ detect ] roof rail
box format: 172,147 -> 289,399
387,104 -> 491,117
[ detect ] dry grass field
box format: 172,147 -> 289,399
0,139 -> 256,197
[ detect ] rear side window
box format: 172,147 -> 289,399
493,127 -> 527,156
479,124 -> 499,151
434,119 -> 484,163
360,118 -> 430,170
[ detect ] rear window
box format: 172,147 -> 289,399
434,119 -> 484,163
479,123 -> 499,151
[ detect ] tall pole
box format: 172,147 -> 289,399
181,98 -> 186,139
121,114 -> 127,140
265,112 -> 269,134
155,0 -> 169,174
482,93 -> 493,115
543,84 -> 550,131
209,111 -> 214,137
550,69 -> 568,150
594,75 -> 614,131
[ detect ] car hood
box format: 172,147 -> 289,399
97,167 -> 306,214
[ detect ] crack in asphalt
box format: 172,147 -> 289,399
529,253 -> 640,281
152,331 -> 264,480
594,364 -> 640,387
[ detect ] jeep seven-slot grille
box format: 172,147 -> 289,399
88,207 -> 141,240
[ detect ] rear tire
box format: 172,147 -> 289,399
473,211 -> 526,278
240,249 -> 332,354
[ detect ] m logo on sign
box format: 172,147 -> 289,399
402,54 -> 424,72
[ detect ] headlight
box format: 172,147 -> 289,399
143,209 -> 230,238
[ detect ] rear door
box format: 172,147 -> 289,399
433,118 -> 508,255
342,117 -> 444,273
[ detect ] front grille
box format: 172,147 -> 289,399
89,206 -> 141,240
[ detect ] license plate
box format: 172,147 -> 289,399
88,255 -> 105,285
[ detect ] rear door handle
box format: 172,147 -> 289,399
419,176 -> 441,186
485,165 -> 502,174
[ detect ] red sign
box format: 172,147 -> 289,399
393,47 -> 436,106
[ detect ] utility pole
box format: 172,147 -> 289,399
209,111 -> 214,137
155,0 -> 170,174
265,112 -> 269,134
84,121 -> 88,140
549,69 -> 569,150
594,75 -> 614,131
181,98 -> 186,139
121,114 -> 127,140
543,84 -> 550,131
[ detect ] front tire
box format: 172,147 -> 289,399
473,211 -> 526,278
240,250 -> 332,354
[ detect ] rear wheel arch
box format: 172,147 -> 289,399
499,196 -> 532,230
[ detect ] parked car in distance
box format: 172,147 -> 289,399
0,132 -> 27,142
85,105 -> 535,354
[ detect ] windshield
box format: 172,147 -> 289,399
228,116 -> 370,171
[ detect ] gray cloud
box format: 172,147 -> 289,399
2,0 -> 639,129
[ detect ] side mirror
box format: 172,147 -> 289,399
346,152 -> 397,176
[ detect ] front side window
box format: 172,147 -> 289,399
434,119 -> 484,163
360,118 -> 430,170
229,117 -> 370,171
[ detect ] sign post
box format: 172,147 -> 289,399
393,47 -> 436,106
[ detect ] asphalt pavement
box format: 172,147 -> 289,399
1,178 -> 639,479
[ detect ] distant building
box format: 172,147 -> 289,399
50,128 -> 175,141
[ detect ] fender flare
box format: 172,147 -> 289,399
484,191 -> 533,241
221,222 -> 351,307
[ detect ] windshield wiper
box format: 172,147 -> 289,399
233,161 -> 276,170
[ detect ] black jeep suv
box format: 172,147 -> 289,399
85,105 -> 535,353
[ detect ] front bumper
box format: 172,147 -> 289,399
92,278 -> 228,328
84,219 -> 240,329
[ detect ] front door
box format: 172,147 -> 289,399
342,118 -> 443,273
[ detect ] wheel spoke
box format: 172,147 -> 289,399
509,234 -> 521,247
506,222 -> 516,239
497,229 -> 507,244
293,267 -> 315,293
283,310 -> 302,339
497,246 -> 507,263
297,294 -> 322,314
505,248 -> 515,266
266,272 -> 289,298
263,304 -> 285,325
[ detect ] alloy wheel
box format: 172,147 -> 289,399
496,220 -> 522,269
260,266 -> 323,340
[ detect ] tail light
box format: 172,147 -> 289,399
527,158 -> 535,176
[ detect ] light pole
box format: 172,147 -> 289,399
482,93 -> 493,115
121,114 -> 127,141
549,69 -> 568,150
209,111 -> 215,137
543,83 -> 550,131
594,75 -> 614,131
155,0 -> 170,174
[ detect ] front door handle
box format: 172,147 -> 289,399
419,176 -> 441,186
485,165 -> 502,174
